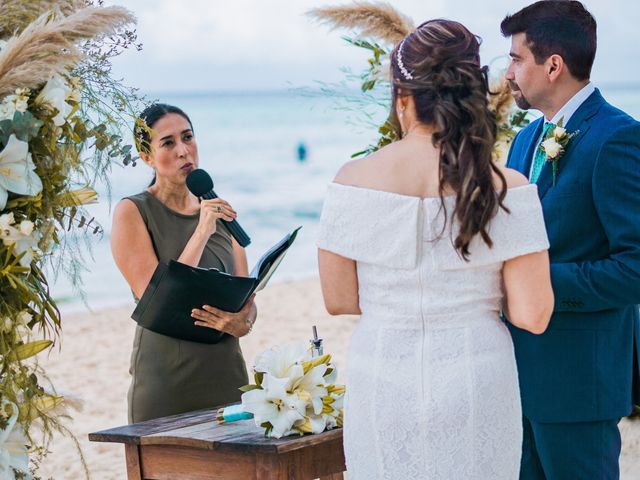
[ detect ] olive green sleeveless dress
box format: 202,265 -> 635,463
124,191 -> 249,423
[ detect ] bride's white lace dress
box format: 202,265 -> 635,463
317,183 -> 549,480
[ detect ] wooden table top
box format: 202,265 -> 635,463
89,408 -> 344,455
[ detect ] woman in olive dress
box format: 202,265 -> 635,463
111,103 -> 256,423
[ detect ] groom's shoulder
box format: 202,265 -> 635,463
591,97 -> 639,137
586,98 -> 640,163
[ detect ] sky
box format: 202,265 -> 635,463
105,0 -> 640,94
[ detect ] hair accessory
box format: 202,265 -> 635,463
396,39 -> 414,80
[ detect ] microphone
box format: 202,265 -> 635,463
186,169 -> 251,247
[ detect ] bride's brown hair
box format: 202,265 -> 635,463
391,19 -> 508,260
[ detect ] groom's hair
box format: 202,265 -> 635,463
501,1 -> 596,81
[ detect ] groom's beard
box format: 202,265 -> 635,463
508,81 -> 531,110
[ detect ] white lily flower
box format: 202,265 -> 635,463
0,402 -> 31,480
294,413 -> 328,435
241,374 -> 306,438
323,364 -> 338,385
292,364 -> 329,415
36,75 -> 73,126
0,135 -> 43,210
254,342 -> 311,380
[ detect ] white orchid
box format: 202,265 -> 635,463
0,135 -> 43,211
241,374 -> 307,438
0,402 -> 31,480
36,75 -> 73,126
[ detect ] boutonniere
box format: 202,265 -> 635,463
539,118 -> 580,185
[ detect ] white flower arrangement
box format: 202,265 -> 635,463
0,135 -> 43,212
239,343 -> 345,439
0,3 -> 141,477
539,118 -> 580,185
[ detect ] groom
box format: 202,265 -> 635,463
501,1 -> 640,478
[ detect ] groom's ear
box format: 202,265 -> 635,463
546,54 -> 565,83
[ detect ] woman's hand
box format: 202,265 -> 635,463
191,295 -> 257,337
195,197 -> 237,237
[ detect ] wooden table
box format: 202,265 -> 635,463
89,408 -> 346,480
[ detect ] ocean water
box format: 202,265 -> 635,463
50,92 -> 378,312
50,86 -> 640,313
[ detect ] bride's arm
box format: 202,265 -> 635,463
503,250 -> 554,334
318,249 -> 361,315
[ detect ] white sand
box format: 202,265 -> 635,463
36,277 -> 640,479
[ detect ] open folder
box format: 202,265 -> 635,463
131,226 -> 301,344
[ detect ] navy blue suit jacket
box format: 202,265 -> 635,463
506,89 -> 640,422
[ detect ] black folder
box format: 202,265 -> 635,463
131,227 -> 301,344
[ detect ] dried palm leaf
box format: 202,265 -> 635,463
0,0 -> 87,38
308,1 -> 414,45
0,6 -> 135,98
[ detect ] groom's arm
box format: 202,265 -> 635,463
551,123 -> 640,312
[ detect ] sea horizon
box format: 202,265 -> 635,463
50,85 -> 640,314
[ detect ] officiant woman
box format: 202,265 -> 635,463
111,103 -> 256,423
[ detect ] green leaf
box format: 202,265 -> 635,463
8,340 -> 53,362
238,384 -> 262,392
0,119 -> 13,145
12,111 -> 43,142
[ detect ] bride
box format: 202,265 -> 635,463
317,19 -> 553,479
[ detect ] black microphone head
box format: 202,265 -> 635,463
186,169 -> 214,197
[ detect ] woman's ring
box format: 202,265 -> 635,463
216,206 -> 222,213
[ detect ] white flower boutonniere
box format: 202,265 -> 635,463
540,118 -> 580,185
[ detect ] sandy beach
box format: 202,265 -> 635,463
37,277 -> 640,479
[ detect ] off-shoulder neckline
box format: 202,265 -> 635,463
328,182 -> 536,201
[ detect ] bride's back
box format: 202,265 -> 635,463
335,136 -> 526,199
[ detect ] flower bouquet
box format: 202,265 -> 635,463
219,342 -> 345,439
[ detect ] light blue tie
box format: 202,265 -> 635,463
530,122 -> 555,184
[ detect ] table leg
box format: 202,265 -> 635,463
125,444 -> 142,480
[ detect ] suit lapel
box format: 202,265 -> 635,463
535,89 -> 604,199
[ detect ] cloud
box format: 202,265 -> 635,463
107,0 -> 640,93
